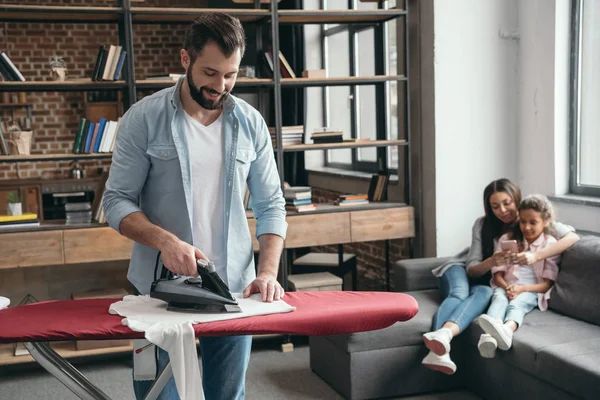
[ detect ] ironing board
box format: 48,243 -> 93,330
0,291 -> 418,400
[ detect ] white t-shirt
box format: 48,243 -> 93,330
515,264 -> 538,285
183,111 -> 226,280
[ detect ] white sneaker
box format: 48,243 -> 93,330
478,314 -> 513,350
477,333 -> 497,358
422,350 -> 457,375
423,328 -> 451,356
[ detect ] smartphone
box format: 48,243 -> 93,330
501,240 -> 518,253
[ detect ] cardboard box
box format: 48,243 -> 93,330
72,288 -> 131,351
302,69 -> 326,78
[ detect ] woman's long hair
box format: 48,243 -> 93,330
481,178 -> 522,259
512,194 -> 557,248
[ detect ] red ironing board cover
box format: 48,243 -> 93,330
0,291 -> 418,344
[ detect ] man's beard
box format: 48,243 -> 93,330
186,70 -> 229,110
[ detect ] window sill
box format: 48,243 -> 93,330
306,166 -> 399,182
549,194 -> 600,208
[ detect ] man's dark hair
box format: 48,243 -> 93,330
183,13 -> 246,63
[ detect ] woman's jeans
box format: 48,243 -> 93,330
486,287 -> 538,327
432,264 -> 493,333
133,335 -> 252,400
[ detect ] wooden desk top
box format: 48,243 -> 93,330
1,202 -> 408,234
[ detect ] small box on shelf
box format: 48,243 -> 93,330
302,69 -> 326,79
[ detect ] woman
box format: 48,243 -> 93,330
421,179 -> 579,375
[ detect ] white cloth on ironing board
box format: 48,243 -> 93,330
109,293 -> 295,400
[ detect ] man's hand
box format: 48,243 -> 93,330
514,251 -> 539,265
242,274 -> 284,302
159,237 -> 208,277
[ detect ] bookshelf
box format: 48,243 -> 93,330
0,0 -> 413,357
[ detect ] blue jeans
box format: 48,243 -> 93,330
487,287 -> 538,327
133,335 -> 252,400
432,264 -> 493,333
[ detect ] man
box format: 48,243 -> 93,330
103,13 -> 287,400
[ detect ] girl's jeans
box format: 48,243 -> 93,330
486,287 -> 538,326
432,264 -> 493,333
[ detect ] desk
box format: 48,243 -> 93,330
0,203 -> 414,288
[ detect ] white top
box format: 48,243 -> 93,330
515,264 -> 538,285
183,111 -> 226,279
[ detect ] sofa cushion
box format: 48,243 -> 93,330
325,290 -> 442,353
465,307 -> 600,398
550,236 -> 600,325
536,337 -> 600,400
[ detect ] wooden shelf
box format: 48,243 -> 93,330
135,77 -> 273,90
0,5 -> 123,22
279,139 -> 407,152
0,342 -> 132,366
0,103 -> 32,108
277,9 -> 406,24
131,7 -> 269,23
0,79 -> 127,92
280,75 -> 406,87
0,153 -> 112,163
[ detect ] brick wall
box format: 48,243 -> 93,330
308,188 -> 410,291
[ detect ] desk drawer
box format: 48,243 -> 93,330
0,231 -> 63,268
350,207 -> 415,242
285,212 -> 351,248
64,228 -> 133,264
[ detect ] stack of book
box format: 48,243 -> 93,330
311,128 -> 343,144
284,186 -> 316,213
0,213 -> 40,230
334,193 -> 369,207
91,44 -> 127,81
368,172 -> 390,202
0,52 -> 25,82
65,202 -> 92,225
269,125 -> 304,148
72,117 -> 121,154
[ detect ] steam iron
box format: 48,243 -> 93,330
150,259 -> 242,313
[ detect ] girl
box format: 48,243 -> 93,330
477,195 -> 560,358
421,180 -> 578,375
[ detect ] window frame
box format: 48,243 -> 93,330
569,0 -> 600,197
320,0 -> 398,174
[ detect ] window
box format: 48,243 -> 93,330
321,0 -> 399,173
570,0 -> 600,197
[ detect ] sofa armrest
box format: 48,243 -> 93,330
393,256 -> 453,292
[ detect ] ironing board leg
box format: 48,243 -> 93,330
24,342 -> 112,400
142,361 -> 173,400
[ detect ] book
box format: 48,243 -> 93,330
113,50 -> 127,80
72,118 -> 88,154
83,122 -> 96,153
0,213 -> 38,223
0,52 -> 25,81
91,45 -> 105,81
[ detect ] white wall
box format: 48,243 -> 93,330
303,0 -> 325,170
517,0 -> 600,233
434,0 -> 520,256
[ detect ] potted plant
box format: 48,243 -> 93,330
49,55 -> 67,81
7,192 -> 22,216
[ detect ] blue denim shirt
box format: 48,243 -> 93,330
103,78 -> 287,294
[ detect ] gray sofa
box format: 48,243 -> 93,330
310,236 -> 600,400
